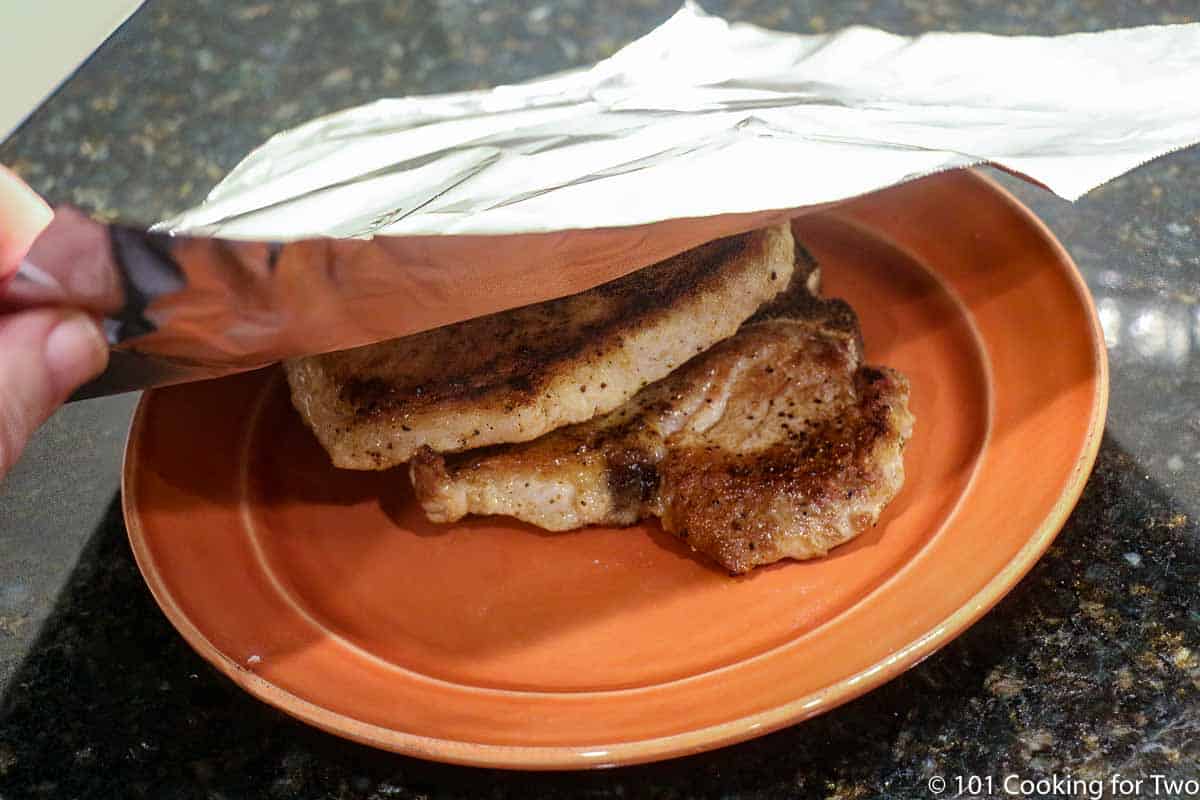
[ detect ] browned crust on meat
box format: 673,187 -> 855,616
330,233 -> 776,416
410,273 -> 915,574
286,223 -> 797,469
360,238 -> 736,416
653,366 -> 910,573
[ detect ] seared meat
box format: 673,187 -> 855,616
410,286 -> 913,574
286,223 -> 796,469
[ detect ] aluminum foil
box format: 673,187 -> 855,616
22,3 -> 1200,396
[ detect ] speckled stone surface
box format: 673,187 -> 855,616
1,1 -> 1197,798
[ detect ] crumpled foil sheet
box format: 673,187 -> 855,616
39,2 -> 1200,395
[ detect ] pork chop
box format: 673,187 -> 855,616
285,223 -> 796,469
410,285 -> 914,574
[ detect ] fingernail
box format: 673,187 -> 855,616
44,313 -> 108,396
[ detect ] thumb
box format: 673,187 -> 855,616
0,308 -> 108,477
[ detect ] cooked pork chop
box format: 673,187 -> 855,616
286,223 -> 796,469
411,286 -> 914,574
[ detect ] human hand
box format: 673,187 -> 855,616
0,167 -> 109,478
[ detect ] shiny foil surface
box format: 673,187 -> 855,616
17,3 -> 1200,395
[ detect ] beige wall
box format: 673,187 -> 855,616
0,0 -> 145,142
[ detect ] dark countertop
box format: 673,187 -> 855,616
1,1 -> 1197,797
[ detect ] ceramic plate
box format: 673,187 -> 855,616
123,170 -> 1107,769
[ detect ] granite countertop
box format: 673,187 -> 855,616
1,1 -> 1197,797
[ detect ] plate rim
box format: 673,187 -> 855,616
122,169 -> 1109,770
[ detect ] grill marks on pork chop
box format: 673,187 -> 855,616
285,223 -> 796,469
410,288 -> 914,573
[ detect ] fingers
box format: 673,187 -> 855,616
0,166 -> 116,477
0,166 -> 53,280
0,308 -> 108,477
16,204 -> 125,313
0,168 -> 124,313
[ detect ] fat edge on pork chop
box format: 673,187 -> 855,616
285,223 -> 796,470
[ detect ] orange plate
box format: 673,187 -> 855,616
123,170 -> 1107,769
